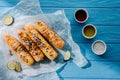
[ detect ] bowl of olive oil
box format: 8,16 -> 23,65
82,24 -> 97,39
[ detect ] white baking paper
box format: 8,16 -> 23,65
0,0 -> 88,80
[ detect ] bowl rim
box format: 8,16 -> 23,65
82,24 -> 97,39
92,40 -> 107,55
74,8 -> 89,23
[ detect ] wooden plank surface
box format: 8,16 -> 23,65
40,0 -> 120,8
80,43 -> 120,61
0,0 -> 120,80
59,61 -> 120,78
71,25 -> 120,43
42,8 -> 120,26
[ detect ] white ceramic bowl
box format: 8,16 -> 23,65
82,24 -> 97,39
92,40 -> 107,55
74,8 -> 89,23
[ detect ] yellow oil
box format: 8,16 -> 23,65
84,26 -> 95,37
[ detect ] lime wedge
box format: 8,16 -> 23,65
15,62 -> 22,72
3,15 -> 14,26
64,51 -> 71,60
7,60 -> 16,70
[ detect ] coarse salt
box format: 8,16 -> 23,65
92,40 -> 106,55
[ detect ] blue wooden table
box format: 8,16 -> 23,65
1,0 -> 120,80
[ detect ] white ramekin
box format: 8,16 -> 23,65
92,40 -> 107,55
74,8 -> 89,23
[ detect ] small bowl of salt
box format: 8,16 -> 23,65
92,40 -> 107,55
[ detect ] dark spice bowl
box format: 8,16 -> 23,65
74,8 -> 89,23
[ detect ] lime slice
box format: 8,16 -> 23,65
3,15 -> 14,26
15,62 -> 22,72
64,51 -> 71,60
7,60 -> 16,70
